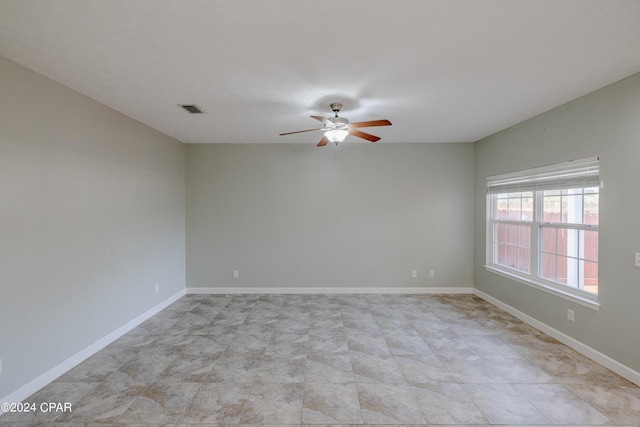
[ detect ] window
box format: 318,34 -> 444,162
486,157 -> 600,303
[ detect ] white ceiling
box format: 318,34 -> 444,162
1,0 -> 640,144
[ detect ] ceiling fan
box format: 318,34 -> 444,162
280,103 -> 392,146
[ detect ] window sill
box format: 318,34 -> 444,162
483,265 -> 600,311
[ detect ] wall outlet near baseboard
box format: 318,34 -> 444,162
429,269 -> 435,277
154,284 -> 159,294
233,270 -> 239,279
412,269 -> 417,278
567,308 -> 575,322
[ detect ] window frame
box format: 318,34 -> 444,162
485,158 -> 600,310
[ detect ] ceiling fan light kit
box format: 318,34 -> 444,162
325,129 -> 349,144
280,103 -> 392,147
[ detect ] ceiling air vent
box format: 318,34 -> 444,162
180,104 -> 204,114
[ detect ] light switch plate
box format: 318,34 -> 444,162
635,252 -> 640,267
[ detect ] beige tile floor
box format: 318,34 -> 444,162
2,294 -> 640,426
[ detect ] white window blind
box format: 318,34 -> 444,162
486,157 -> 600,194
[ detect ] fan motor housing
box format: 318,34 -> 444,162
330,117 -> 349,125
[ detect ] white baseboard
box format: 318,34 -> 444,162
187,286 -> 474,295
0,289 -> 186,408
473,288 -> 640,387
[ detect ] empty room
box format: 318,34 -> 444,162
1,1 -> 640,425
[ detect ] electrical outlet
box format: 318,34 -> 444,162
233,270 -> 239,278
634,252 -> 640,267
567,308 -> 575,322
429,269 -> 435,277
412,269 -> 417,278
154,284 -> 159,294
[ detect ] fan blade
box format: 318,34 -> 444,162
349,129 -> 381,142
349,119 -> 392,128
317,136 -> 329,147
279,128 -> 321,136
311,115 -> 334,125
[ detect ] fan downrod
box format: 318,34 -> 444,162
330,103 -> 342,117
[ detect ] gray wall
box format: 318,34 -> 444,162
474,72 -> 640,373
186,142 -> 474,289
0,55 -> 186,398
